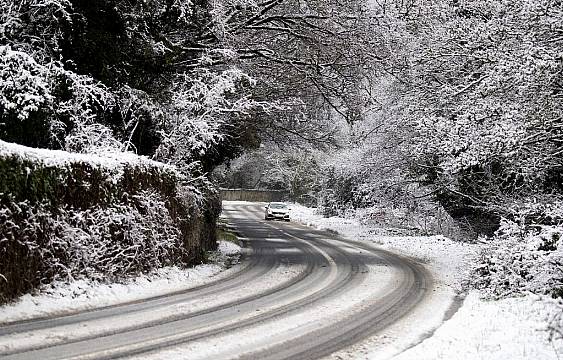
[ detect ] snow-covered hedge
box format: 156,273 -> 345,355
0,140 -> 220,304
472,201 -> 563,299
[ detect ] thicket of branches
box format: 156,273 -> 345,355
0,0 -> 379,173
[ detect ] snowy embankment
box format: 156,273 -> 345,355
0,241 -> 241,325
394,292 -> 563,360
290,204 -> 563,360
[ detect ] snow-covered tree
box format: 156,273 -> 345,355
0,45 -> 117,150
155,68 -> 255,168
407,0 -> 563,214
206,0 -> 382,146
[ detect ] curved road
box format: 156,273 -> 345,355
0,202 -> 431,360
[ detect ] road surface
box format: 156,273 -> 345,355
0,202 -> 431,360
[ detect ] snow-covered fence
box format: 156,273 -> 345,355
0,141 -> 219,304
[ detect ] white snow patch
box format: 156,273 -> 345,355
393,292 -> 563,360
216,239 -> 241,256
0,241 -> 241,324
125,239 -> 401,360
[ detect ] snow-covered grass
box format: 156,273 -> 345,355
0,241 -> 241,324
289,203 -> 563,360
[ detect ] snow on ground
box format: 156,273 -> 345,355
0,241 -> 242,324
2,201 -> 561,359
133,257 -> 399,360
394,292 -> 563,360
289,203 -> 563,360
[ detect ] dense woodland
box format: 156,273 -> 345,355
1,0 -> 562,300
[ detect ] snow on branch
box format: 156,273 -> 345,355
0,45 -> 121,152
0,45 -> 52,121
472,199 -> 563,299
156,66 -> 279,167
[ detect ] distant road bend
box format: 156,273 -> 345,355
0,202 -> 431,360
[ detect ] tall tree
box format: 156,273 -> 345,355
206,0 -> 382,148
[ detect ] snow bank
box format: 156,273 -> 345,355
394,292 -> 563,360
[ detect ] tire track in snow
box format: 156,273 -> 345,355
0,202 -> 430,360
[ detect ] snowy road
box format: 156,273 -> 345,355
0,202 -> 431,360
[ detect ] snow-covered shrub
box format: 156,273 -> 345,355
64,191 -> 183,278
0,0 -> 74,62
472,201 -> 563,299
0,192 -> 183,284
0,141 -> 220,304
54,68 -> 115,148
64,123 -> 122,154
0,45 -> 116,150
0,45 -> 52,121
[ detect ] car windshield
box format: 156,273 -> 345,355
269,203 -> 287,209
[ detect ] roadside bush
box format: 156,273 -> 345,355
316,160 -> 460,237
0,140 -> 219,304
471,200 -> 563,299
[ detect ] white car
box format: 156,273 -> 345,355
264,202 -> 290,221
